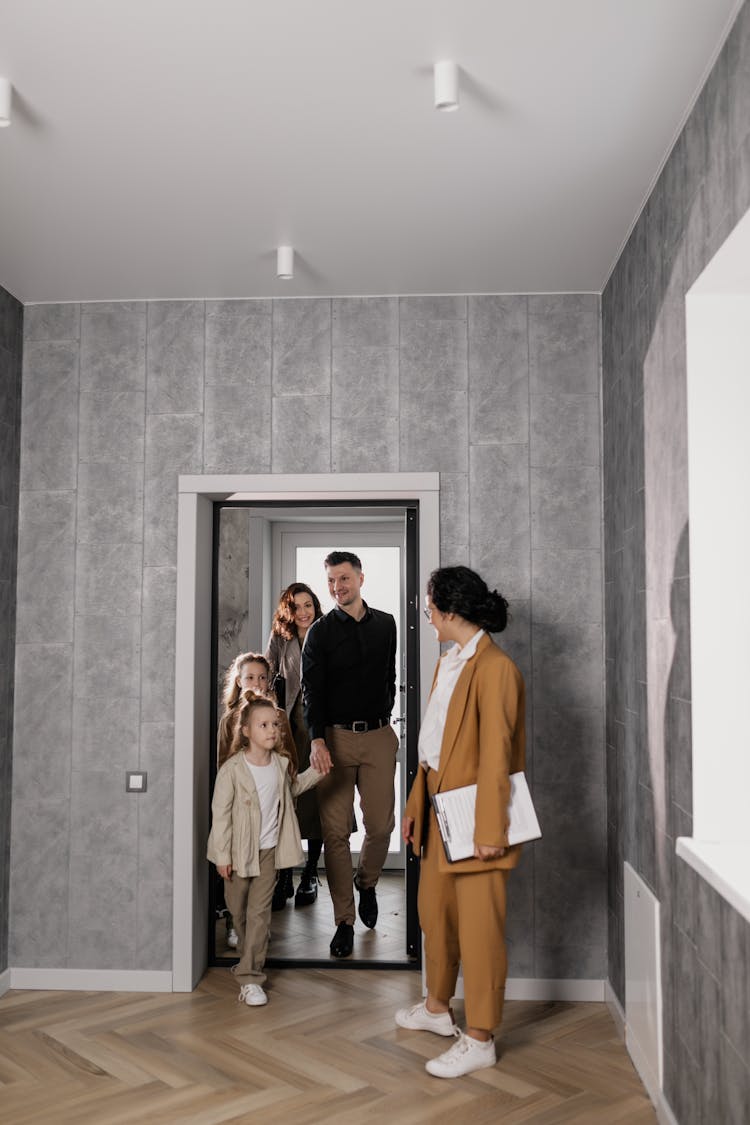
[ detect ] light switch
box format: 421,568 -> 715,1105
126,771 -> 148,793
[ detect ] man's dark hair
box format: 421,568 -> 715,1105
324,550 -> 362,571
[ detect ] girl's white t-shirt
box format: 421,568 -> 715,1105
243,757 -> 280,849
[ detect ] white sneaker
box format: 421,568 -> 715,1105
227,928 -> 239,948
425,1030 -> 496,1078
238,984 -> 268,1007
395,1000 -> 455,1037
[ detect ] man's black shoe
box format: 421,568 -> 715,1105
355,878 -> 378,929
294,869 -> 318,907
330,922 -> 354,958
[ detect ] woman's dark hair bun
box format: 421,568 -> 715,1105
426,566 -> 510,633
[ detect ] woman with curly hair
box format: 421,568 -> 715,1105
396,566 -> 526,1080
265,583 -> 324,907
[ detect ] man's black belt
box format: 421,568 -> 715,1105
330,718 -> 389,733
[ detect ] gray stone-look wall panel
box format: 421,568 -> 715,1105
147,301 -> 205,416
400,295 -> 466,323
12,643 -> 73,801
528,294 -> 599,395
72,696 -> 140,772
80,303 -> 146,393
399,317 -> 468,473
532,547 -> 602,624
23,303 -> 80,343
216,508 -> 250,680
332,297 -> 399,347
205,300 -> 271,388
8,797 -> 71,966
67,850 -> 137,969
438,472 -> 469,558
77,462 -> 144,546
75,540 -> 143,620
534,706 -> 605,788
500,598 -> 531,708
272,299 -> 331,396
468,295 -> 529,445
137,721 -> 175,971
469,443 -> 530,600
532,622 -> 603,713
69,768 -> 139,859
73,615 -> 141,701
143,566 -> 176,619
140,609 -> 176,724
79,391 -> 145,464
16,491 -> 76,643
531,466 -> 601,550
272,395 -> 331,473
20,341 -> 79,490
332,346 -> 399,473
530,394 -> 600,468
143,414 -> 203,567
204,386 -> 271,474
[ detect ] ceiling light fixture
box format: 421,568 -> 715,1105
0,78 -> 12,127
277,245 -> 294,280
434,60 -> 459,112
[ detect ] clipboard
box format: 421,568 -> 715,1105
430,771 -> 542,863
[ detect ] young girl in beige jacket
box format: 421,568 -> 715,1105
207,692 -> 323,1006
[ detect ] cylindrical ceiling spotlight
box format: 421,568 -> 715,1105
434,60 -> 459,112
277,245 -> 294,280
0,78 -> 12,127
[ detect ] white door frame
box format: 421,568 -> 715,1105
172,472 -> 440,991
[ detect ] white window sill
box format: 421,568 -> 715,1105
676,838 -> 750,926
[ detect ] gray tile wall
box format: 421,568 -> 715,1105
602,3 -> 750,1121
11,292 -> 603,979
0,284 -> 22,974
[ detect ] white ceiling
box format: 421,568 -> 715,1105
0,0 -> 741,304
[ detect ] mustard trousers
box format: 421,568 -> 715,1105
419,807 -> 509,1033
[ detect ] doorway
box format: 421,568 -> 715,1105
209,501 -> 416,967
172,472 -> 440,991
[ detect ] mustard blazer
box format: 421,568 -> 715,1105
405,632 -> 526,875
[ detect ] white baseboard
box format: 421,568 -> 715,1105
0,967 -> 10,999
505,978 -> 606,1002
422,970 -> 607,1002
9,968 -> 173,993
605,979 -> 626,1039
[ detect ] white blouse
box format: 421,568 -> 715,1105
243,757 -> 280,850
417,629 -> 484,772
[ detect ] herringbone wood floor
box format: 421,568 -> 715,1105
0,968 -> 656,1124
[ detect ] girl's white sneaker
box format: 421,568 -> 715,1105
238,984 -> 268,1006
425,1030 -> 496,1078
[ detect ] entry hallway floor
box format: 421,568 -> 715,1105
0,968 -> 657,1124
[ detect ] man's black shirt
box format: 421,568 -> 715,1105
301,603 -> 397,741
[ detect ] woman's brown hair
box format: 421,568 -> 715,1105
270,583 -> 323,641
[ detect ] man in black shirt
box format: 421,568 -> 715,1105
302,550 -> 398,958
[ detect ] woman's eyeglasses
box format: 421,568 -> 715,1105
423,606 -> 433,621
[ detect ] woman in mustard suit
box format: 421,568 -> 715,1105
396,566 -> 526,1079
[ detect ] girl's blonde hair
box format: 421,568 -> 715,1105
220,651 -> 270,710
227,691 -> 279,759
